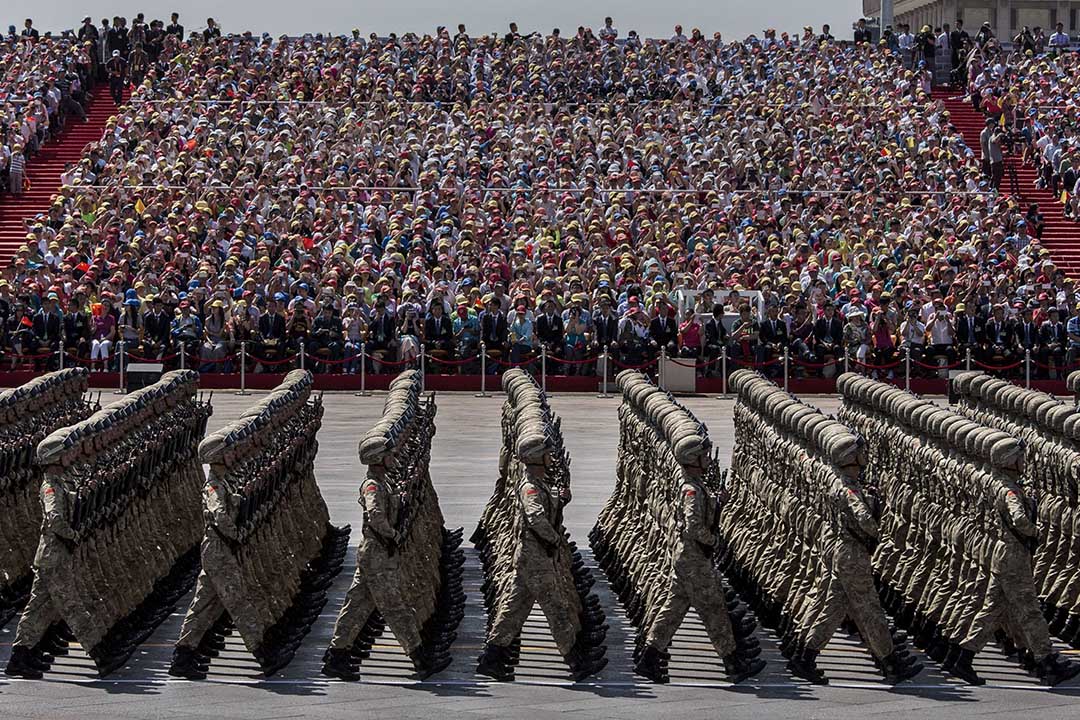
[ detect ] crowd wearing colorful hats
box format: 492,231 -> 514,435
1,16 -> 1078,380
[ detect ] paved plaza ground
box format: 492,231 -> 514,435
1,391 -> 1079,719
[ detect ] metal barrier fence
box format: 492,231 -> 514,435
0,342 -> 1068,396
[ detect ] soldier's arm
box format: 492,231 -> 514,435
520,481 -> 560,545
205,475 -> 240,539
362,479 -> 398,542
1002,486 -> 1037,537
681,484 -> 715,545
41,474 -> 76,540
843,487 -> 879,539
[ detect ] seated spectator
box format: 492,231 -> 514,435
342,302 -> 366,374
479,297 -> 509,372
254,294 -> 287,371
424,299 -> 455,362
1041,306 -> 1068,378
90,301 -> 116,370
310,301 -> 343,372
508,304 -> 534,365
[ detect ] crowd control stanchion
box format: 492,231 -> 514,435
783,348 -> 790,392
844,354 -> 850,375
1025,350 -> 1032,390
236,342 -> 250,396
541,345 -> 548,395
180,344 -> 186,370
659,347 -> 667,391
115,340 -> 126,394
965,347 -> 972,372
904,347 -> 911,392
475,344 -> 490,398
721,347 -> 728,398
300,342 -> 306,372
420,345 -> 427,393
598,348 -> 612,398
356,343 -> 372,397
58,340 -> 64,371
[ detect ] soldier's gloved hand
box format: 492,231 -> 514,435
543,539 -> 557,558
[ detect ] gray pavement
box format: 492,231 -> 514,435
2,391 -> 1079,719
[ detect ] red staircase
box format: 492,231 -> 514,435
934,89 -> 1080,276
0,88 -> 118,263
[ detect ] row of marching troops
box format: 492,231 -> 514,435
0,370 -> 98,630
471,370 -> 608,681
168,370 -> 351,679
838,372 -> 1080,686
5,366 -> 1080,686
591,370 -> 765,684
5,369 -> 209,678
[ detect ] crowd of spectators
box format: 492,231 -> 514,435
2,15 -> 1080,382
1,19 -> 94,196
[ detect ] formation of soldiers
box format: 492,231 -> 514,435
0,369 -> 97,630
953,372 -> 1080,647
5,370 -> 211,679
321,370 -> 465,681
838,372 -> 1080,687
722,370 -> 919,684
472,369 -> 608,682
591,370 -> 765,684
171,370 -> 350,679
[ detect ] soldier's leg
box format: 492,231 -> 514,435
175,569 -> 226,650
839,571 -> 894,660
327,570 -> 376,651
12,578 -> 60,648
528,565 -> 580,657
643,574 -> 692,653
1002,571 -> 1054,661
488,572 -> 535,649
685,564 -> 737,658
961,576 -> 1006,654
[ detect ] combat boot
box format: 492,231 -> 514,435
168,647 -> 209,680
723,652 -> 766,684
568,649 -> 608,682
476,644 -> 514,681
1058,615 -> 1080,646
633,645 -> 668,683
948,648 -> 984,685
786,648 -> 827,684
4,646 -> 44,679
1036,653 -> 1080,687
880,651 -> 923,683
321,649 -> 361,681
1049,608 -> 1070,638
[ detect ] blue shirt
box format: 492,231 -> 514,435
509,317 -> 533,347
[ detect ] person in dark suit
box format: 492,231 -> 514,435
702,303 -> 729,376
423,299 -> 455,359
1011,303 -> 1041,371
254,294 -> 287,370
64,295 -> 92,367
166,12 -> 184,38
954,303 -> 984,363
647,297 -> 678,359
591,295 -> 620,358
758,302 -> 788,377
479,297 -> 508,372
981,304 -> 1013,370
1040,307 -> 1068,378
366,299 -> 398,371
534,298 -> 565,372
813,302 -> 844,377
142,295 -> 172,360
31,294 -> 63,369
21,19 -> 39,40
